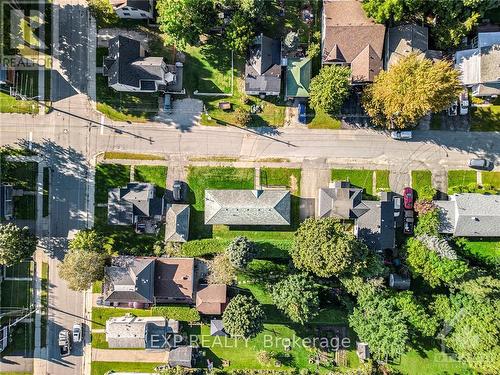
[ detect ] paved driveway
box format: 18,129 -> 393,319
154,98 -> 203,131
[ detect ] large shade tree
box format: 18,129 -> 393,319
271,273 -> 320,324
349,294 -> 409,360
309,66 -> 351,114
59,248 -> 106,291
362,54 -> 461,129
157,0 -> 217,48
0,223 -> 36,266
290,218 -> 371,278
222,294 -> 265,339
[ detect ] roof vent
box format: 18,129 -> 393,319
472,216 -> 479,221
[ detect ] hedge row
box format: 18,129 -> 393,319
151,306 -> 200,322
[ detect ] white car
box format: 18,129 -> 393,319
393,196 -> 401,217
390,131 -> 412,140
72,323 -> 82,343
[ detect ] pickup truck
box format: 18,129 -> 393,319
59,329 -> 71,357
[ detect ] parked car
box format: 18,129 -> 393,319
403,187 -> 414,210
163,94 -> 172,114
298,103 -> 307,124
72,323 -> 82,343
58,329 -> 71,357
393,196 -> 401,217
448,100 -> 458,116
390,131 -> 412,140
172,180 -> 183,202
459,90 -> 469,115
468,158 -> 493,170
403,210 -> 414,235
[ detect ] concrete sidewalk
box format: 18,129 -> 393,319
91,348 -> 168,363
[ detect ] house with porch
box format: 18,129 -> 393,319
245,34 -> 282,96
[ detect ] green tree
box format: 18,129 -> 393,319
226,236 -> 255,269
362,54 -> 461,129
284,31 -> 299,51
349,294 -> 409,360
0,223 -> 36,266
393,291 -> 438,337
222,294 -> 265,339
58,248 -> 106,291
224,12 -> 254,54
69,229 -> 107,252
433,292 -> 500,373
309,66 -> 351,114
87,0 -> 119,28
405,237 -> 469,287
291,218 -> 371,278
271,273 -> 320,324
414,209 -> 440,236
157,0 -> 217,49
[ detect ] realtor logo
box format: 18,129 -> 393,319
1,1 -> 52,69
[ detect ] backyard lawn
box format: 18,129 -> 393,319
0,160 -> 38,191
457,238 -> 500,266
331,169 -> 375,200
375,170 -> 390,193
447,170 -> 477,193
411,170 -> 435,200
13,195 -> 36,220
4,260 -> 33,278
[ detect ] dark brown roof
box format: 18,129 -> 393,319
154,258 -> 194,300
322,0 -> 385,82
195,284 -> 227,315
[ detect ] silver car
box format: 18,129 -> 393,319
468,159 -> 493,170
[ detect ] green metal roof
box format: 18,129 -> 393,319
286,57 -> 312,98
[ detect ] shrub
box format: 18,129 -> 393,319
414,199 -> 436,215
207,253 -> 236,285
256,350 -> 275,365
151,306 -> 200,322
222,295 -> 265,339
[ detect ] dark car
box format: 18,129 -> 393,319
58,329 -> 71,357
173,180 -> 182,202
403,210 -> 414,235
403,187 -> 414,210
468,158 -> 493,170
298,103 -> 307,124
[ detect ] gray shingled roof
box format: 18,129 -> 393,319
245,34 -> 282,95
204,189 -> 290,225
210,319 -> 227,336
168,346 -> 194,368
104,257 -> 155,304
355,199 -> 395,251
165,204 -> 190,242
317,181 -> 369,219
104,36 -> 166,90
435,194 -> 500,237
108,182 -> 163,225
386,24 -> 429,68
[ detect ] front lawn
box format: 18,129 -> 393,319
1,280 -> 32,309
187,166 -> 255,239
96,75 -> 159,122
307,110 -> 342,129
0,92 -> 38,114
134,165 -> 167,196
456,238 -> 500,266
331,169 -> 375,200
411,170 -> 435,200
4,261 -> 33,278
447,170 -> 477,194
470,101 -> 500,131
482,171 -> 500,189
91,361 -> 164,375
375,170 -> 390,193
103,152 -> 165,161
94,164 -> 130,204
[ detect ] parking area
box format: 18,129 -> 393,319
155,98 -> 203,130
